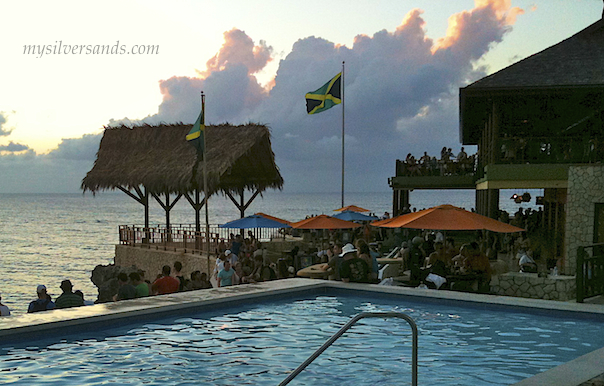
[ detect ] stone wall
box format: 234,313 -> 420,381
565,165 -> 604,274
115,245 -> 213,282
490,272 -> 576,301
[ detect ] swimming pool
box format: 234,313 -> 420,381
2,282 -> 604,386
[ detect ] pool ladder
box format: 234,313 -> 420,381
279,312 -> 418,386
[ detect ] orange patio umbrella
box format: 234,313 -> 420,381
371,204 -> 524,233
254,212 -> 291,225
333,205 -> 370,213
291,214 -> 362,229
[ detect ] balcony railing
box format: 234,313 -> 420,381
498,136 -> 602,164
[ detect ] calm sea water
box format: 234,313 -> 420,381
0,190 -> 539,316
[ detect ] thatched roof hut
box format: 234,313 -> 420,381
82,122 -> 283,195
82,123 -> 283,229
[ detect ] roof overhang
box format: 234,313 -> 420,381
474,164 -> 570,190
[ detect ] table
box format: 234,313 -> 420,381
297,263 -> 330,279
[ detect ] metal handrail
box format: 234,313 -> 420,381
279,312 -> 418,386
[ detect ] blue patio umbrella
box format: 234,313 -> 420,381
332,210 -> 378,222
219,214 -> 292,229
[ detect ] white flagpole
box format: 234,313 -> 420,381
202,92 -> 211,274
341,61 -> 345,208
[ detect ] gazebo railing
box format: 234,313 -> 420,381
118,224 -> 285,255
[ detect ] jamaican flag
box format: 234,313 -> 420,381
305,72 -> 341,114
186,109 -> 205,156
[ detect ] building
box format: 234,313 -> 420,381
391,17 -> 604,275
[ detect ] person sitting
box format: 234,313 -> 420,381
0,294 -> 11,316
406,236 -> 426,284
258,258 -> 278,282
188,270 -> 204,290
55,280 -> 85,309
173,261 -> 188,291
217,261 -> 237,287
325,244 -> 343,280
28,285 -> 56,313
129,272 -> 149,298
425,242 -> 452,273
113,272 -> 137,301
456,243 -> 491,293
151,265 -> 180,295
339,243 -> 369,283
355,239 -> 377,282
518,248 -> 538,273
199,272 -> 212,289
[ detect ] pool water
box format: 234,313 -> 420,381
1,294 -> 603,385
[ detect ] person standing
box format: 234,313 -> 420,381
0,294 -> 10,316
28,285 -> 56,313
217,261 -> 237,287
55,280 -> 85,309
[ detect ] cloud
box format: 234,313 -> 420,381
47,133 -> 102,161
0,112 -> 13,136
108,0 -> 523,191
0,134 -> 100,193
0,141 -> 29,152
111,0 -> 523,193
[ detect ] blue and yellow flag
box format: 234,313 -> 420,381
186,109 -> 205,156
305,72 -> 341,114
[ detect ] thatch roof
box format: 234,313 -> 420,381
81,123 -> 283,195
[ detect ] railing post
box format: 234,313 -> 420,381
577,246 -> 585,303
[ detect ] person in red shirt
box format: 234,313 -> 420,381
152,265 -> 180,295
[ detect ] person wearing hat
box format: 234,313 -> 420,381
55,280 -> 85,309
0,294 -> 10,316
28,285 -> 56,313
339,243 -> 369,283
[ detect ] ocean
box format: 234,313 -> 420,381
0,189 -> 539,316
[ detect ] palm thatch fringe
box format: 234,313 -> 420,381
81,122 -> 284,196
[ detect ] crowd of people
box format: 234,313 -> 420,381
0,232 -> 283,317
394,234 -> 491,292
397,147 -> 476,177
0,279 -> 88,316
0,207 -> 549,318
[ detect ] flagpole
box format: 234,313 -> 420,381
341,61 -> 345,208
201,92 -> 210,275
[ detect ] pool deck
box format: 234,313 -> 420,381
2,278 -> 604,386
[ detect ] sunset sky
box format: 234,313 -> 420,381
0,0 -> 602,193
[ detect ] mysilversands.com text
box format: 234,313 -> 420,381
23,40 -> 159,58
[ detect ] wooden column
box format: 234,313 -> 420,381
226,189 -> 261,219
117,184 -> 151,242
